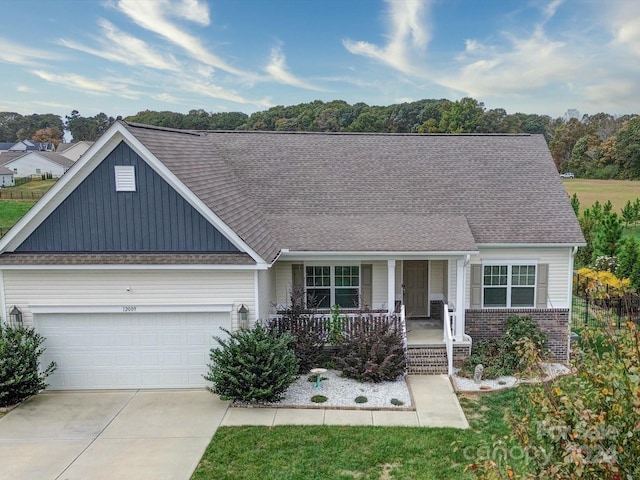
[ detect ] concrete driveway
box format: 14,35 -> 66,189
0,390 -> 229,480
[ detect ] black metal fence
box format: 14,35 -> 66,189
572,273 -> 640,328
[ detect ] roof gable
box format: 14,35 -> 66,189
16,141 -> 241,254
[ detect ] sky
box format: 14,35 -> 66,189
1,0 -> 640,120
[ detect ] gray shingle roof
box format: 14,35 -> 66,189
122,123 -> 584,261
0,151 -> 75,168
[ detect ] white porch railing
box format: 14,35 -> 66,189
266,310 -> 405,341
400,304 -> 407,361
443,303 -> 454,376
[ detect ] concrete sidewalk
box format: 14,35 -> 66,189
221,375 -> 469,429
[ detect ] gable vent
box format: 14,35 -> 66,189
114,165 -> 136,192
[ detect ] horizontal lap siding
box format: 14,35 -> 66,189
3,269 -> 255,330
465,247 -> 572,309
257,269 -> 275,320
430,260 -> 446,297
274,261 -> 294,308
372,261 -> 388,309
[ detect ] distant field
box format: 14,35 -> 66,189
562,179 -> 640,212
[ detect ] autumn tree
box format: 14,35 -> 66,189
613,117 -> 640,179
32,126 -> 63,147
549,118 -> 594,171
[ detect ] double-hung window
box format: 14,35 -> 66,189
483,264 -> 536,308
305,265 -> 360,308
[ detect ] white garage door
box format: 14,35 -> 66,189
36,311 -> 230,390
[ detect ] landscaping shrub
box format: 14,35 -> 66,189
462,315 -> 548,379
0,324 -> 56,407
204,323 -> 298,403
336,317 -> 406,382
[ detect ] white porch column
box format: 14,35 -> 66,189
387,259 -> 396,313
455,258 -> 466,341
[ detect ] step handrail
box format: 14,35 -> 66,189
443,303 -> 454,376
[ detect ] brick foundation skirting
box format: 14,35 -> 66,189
465,308 -> 569,361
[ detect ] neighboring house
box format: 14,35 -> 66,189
0,151 -> 74,178
7,139 -> 55,152
0,166 -> 14,187
56,141 -> 94,161
0,143 -> 14,153
0,121 -> 585,390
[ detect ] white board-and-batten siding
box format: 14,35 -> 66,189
2,269 -> 256,329
465,247 -> 574,309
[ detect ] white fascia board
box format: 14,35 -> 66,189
117,127 -> 268,266
30,304 -> 233,314
0,123 -> 127,251
278,250 -> 478,261
477,243 -> 587,248
0,263 -> 268,271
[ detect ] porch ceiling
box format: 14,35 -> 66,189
266,213 -> 477,253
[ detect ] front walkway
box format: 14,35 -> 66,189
221,375 -> 469,429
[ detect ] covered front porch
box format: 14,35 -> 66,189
270,256 -> 473,374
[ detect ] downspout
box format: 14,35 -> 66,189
462,254 -> 472,344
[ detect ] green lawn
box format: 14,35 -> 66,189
0,201 -> 35,232
0,178 -> 57,233
191,389 -> 520,480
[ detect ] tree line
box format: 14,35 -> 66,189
2,97 -> 639,178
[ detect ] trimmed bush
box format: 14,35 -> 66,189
336,318 -> 406,382
204,323 -> 299,403
0,324 -> 56,407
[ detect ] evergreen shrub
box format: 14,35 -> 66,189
204,323 -> 298,403
0,324 -> 56,407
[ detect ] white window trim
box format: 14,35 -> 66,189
114,165 -> 136,192
304,262 -> 361,308
481,261 -> 538,308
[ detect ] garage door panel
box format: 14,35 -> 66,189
36,311 -> 230,389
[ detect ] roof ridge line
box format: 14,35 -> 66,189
123,121 -> 202,136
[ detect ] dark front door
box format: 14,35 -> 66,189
404,260 -> 429,317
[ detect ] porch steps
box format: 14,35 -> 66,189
407,346 -> 448,374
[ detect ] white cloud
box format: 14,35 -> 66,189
542,0 -> 564,21
0,38 -> 61,66
31,70 -> 140,99
438,26 -> 579,97
152,92 -> 180,103
58,19 -> 181,71
116,0 -> 253,78
264,46 -> 322,90
609,1 -> 640,57
343,0 -> 431,74
16,85 -> 35,93
178,78 -> 249,104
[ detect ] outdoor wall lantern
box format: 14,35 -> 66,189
238,304 -> 249,329
9,305 -> 22,327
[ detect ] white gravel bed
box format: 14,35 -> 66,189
452,363 -> 571,392
251,370 -> 412,409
